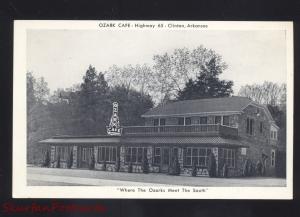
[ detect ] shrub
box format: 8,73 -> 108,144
208,152 -> 216,177
128,161 -> 133,173
89,153 -> 95,170
169,156 -> 180,175
102,160 -> 107,171
43,150 -> 50,168
191,161 -> 197,177
67,149 -> 73,169
142,157 -> 149,174
56,153 -> 61,168
115,156 -> 120,172
222,163 -> 228,178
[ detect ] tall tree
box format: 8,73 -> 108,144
238,82 -> 286,106
152,46 -> 228,103
176,57 -> 233,100
76,65 -> 110,135
109,85 -> 154,126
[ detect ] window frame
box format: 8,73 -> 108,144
219,148 -> 235,168
125,147 -> 148,164
185,117 -> 192,125
97,146 -> 117,163
271,149 -> 276,167
154,147 -> 161,165
223,115 -> 230,126
184,147 -> 210,167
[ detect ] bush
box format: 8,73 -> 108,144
115,156 -> 120,172
142,157 -> 149,174
169,156 -> 180,175
128,162 -> 133,173
43,150 -> 50,168
67,149 -> 73,169
89,153 -> 95,170
191,161 -> 197,177
208,152 -> 216,177
102,160 -> 107,171
56,154 -> 61,168
222,163 -> 228,178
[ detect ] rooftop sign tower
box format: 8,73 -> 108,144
106,102 -> 122,136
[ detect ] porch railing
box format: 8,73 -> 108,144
122,124 -> 238,137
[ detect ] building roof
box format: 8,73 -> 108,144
142,96 -> 252,117
39,135 -> 247,148
39,135 -> 121,144
122,136 -> 247,148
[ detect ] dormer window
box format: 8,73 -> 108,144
270,130 -> 277,140
178,117 -> 184,125
159,118 -> 166,126
215,116 -> 222,125
200,117 -> 207,125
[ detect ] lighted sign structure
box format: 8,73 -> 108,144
106,102 -> 122,136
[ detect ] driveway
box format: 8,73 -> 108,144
27,166 -> 286,187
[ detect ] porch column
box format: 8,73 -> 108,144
50,145 -> 56,167
212,147 -> 219,175
72,145 -> 78,168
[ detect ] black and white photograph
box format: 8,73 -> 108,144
13,21 -> 293,199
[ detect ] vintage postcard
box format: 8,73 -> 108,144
13,20 -> 293,199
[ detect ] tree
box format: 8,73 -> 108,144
76,65 -> 110,135
152,46 -> 228,103
176,57 -> 233,100
27,72 -> 57,164
238,82 -> 286,106
109,85 -> 154,126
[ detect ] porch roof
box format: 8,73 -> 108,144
121,136 -> 247,147
39,135 -> 247,148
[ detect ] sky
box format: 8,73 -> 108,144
27,29 -> 287,94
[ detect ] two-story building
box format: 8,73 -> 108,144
39,96 -> 280,177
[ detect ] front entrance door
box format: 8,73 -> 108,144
161,147 -> 170,173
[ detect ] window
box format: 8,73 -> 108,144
241,148 -> 247,155
178,117 -> 184,125
184,147 -> 211,166
270,130 -> 278,140
154,119 -> 159,126
159,118 -> 166,126
154,147 -> 161,164
215,116 -> 222,124
260,122 -> 263,133
223,116 -> 230,126
55,146 -> 69,161
185,117 -> 192,125
271,149 -> 276,167
200,117 -> 208,125
246,118 -> 254,135
125,147 -> 147,164
219,148 -> 235,168
97,146 -> 117,163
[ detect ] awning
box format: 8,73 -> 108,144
39,135 -> 247,148
121,136 -> 247,148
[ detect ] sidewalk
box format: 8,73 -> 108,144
27,167 -> 286,187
